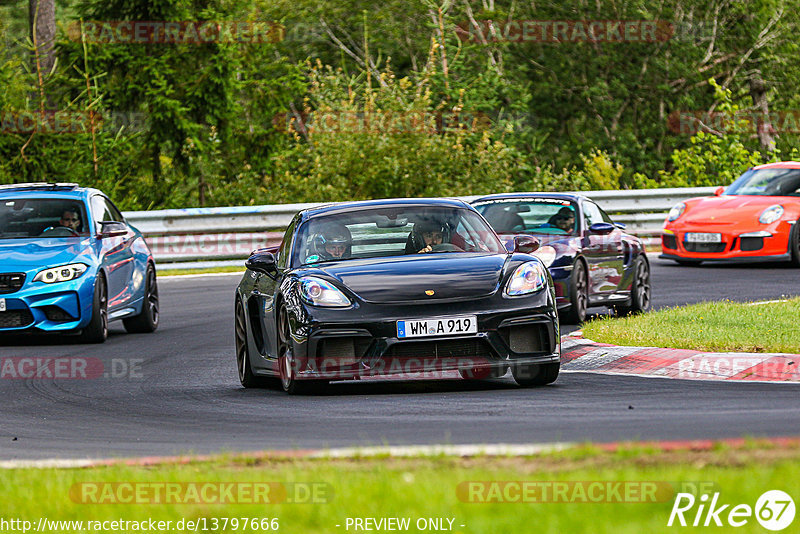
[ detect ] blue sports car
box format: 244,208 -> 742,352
0,183 -> 159,342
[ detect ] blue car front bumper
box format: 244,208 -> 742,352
0,268 -> 96,333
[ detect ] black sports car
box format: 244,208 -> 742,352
472,193 -> 651,323
234,198 -> 560,394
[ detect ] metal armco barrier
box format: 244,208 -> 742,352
124,186 -> 719,269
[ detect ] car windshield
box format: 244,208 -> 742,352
725,168 -> 800,196
0,198 -> 89,239
292,205 -> 506,267
473,198 -> 577,235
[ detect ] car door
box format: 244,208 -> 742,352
91,195 -> 135,310
256,218 -> 296,362
581,200 -> 624,297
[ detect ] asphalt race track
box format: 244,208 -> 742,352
1,255 -> 799,460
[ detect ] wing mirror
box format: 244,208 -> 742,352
99,221 -> 127,238
714,186 -> 725,196
246,251 -> 277,275
589,222 -> 615,235
513,235 -> 540,254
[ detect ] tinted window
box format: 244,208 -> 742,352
726,168 -> 800,196
0,198 -> 88,239
474,199 -> 577,235
291,206 -> 505,267
583,201 -> 613,227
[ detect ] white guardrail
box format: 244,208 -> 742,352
123,187 -> 718,270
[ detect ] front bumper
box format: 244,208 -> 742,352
661,221 -> 794,262
0,271 -> 94,333
287,292 -> 560,381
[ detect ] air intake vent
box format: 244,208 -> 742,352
0,273 -> 25,294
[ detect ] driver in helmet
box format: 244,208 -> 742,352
405,218 -> 449,254
313,223 -> 352,261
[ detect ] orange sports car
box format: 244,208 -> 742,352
661,161 -> 800,266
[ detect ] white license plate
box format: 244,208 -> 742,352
0,299 -> 5,312
684,232 -> 722,243
397,315 -> 478,339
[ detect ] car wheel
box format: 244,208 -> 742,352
278,307 -> 326,395
235,299 -> 271,388
458,364 -> 508,380
615,255 -> 652,316
123,264 -> 159,333
511,362 -> 560,387
560,260 -> 587,324
675,259 -> 702,266
790,219 -> 800,267
79,274 -> 108,343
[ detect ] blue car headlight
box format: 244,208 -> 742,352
298,277 -> 351,307
33,263 -> 88,284
505,261 -> 548,297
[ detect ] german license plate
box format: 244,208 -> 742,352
397,316 -> 478,339
685,232 -> 722,243
0,299 -> 5,312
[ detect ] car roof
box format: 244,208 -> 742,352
299,198 -> 472,220
471,192 -> 587,203
751,161 -> 800,170
0,183 -> 99,200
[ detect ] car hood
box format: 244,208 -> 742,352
312,253 -> 509,303
0,238 -> 94,271
682,195 -> 791,225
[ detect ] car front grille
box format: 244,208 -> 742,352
498,323 -> 552,354
0,310 -> 34,329
683,242 -> 727,253
385,338 -> 493,360
0,273 -> 25,294
662,234 -> 677,250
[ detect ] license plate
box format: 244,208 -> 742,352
397,315 -> 478,339
684,232 -> 722,243
0,299 -> 5,312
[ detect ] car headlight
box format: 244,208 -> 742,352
532,245 -> 556,268
758,204 -> 784,224
505,261 -> 548,297
33,263 -> 88,284
298,277 -> 351,307
667,202 -> 685,222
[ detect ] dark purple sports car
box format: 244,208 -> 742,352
472,193 -> 651,323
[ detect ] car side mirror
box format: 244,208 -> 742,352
513,235 -> 540,254
246,252 -> 277,275
614,222 -> 627,230
714,186 -> 725,196
99,221 -> 127,238
589,222 -> 615,235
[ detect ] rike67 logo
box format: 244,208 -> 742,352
668,490 -> 795,530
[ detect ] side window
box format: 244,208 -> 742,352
104,198 -> 125,222
276,218 -> 296,269
90,196 -> 106,227
582,201 -> 606,228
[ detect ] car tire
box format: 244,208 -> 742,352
511,362 -> 560,387
459,364 -> 508,380
235,299 -> 272,388
278,307 -> 327,395
790,220 -> 800,267
615,255 -> 652,316
560,260 -> 587,324
123,264 -> 159,333
79,274 -> 108,344
675,259 -> 702,266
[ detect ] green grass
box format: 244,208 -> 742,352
582,298 -> 800,353
1,446 -> 797,533
159,266 -> 245,277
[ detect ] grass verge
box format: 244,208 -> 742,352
1,444 -> 797,533
582,298 -> 800,353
